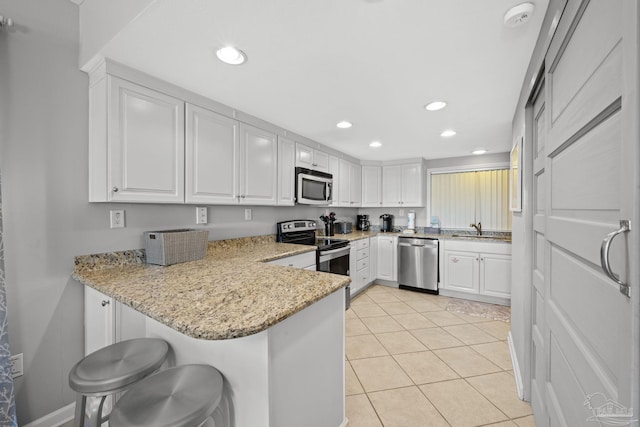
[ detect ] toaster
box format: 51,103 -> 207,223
334,221 -> 353,234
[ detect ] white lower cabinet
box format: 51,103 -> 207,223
376,235 -> 398,281
349,238 -> 371,296
267,251 -> 316,270
441,239 -> 512,303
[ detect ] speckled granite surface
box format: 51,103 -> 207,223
330,230 -> 511,243
73,235 -> 350,341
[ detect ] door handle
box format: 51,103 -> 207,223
600,219 -> 631,297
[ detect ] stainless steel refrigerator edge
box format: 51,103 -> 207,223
397,237 -> 439,293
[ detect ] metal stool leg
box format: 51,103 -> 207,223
73,394 -> 87,427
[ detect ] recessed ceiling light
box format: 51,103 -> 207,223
425,101 -> 447,111
336,121 -> 352,129
472,149 -> 488,155
440,129 -> 456,137
216,46 -> 247,65
369,141 -> 382,148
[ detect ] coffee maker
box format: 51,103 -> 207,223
380,214 -> 394,232
357,215 -> 370,231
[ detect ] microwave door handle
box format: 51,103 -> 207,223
326,182 -> 332,202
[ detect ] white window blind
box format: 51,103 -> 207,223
431,169 -> 511,231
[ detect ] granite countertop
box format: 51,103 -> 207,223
73,235 -> 350,341
330,230 -> 511,243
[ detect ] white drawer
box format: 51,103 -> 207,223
357,267 -> 370,285
356,258 -> 369,271
356,248 -> 369,261
267,251 -> 316,269
356,238 -> 369,250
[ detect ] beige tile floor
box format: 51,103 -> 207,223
346,284 -> 536,427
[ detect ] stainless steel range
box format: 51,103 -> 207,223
276,220 -> 351,307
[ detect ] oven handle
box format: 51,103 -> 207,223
318,246 -> 350,262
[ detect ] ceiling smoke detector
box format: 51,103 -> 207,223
504,3 -> 535,28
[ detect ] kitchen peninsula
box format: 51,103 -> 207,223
73,235 -> 350,427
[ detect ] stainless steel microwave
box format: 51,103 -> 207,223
295,167 -> 333,205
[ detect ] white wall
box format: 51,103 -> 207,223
359,153 -> 509,230
0,2 -> 356,423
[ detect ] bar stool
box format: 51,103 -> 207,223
109,364 -> 224,427
69,338 -> 169,427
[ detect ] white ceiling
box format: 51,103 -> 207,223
101,0 -> 548,161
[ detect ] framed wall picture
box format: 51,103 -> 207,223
510,138 -> 522,212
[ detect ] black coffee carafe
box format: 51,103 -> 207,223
357,215 -> 370,231
380,214 -> 394,232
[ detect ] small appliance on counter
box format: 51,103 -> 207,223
357,214 -> 370,231
380,214 -> 394,232
144,229 -> 209,266
334,221 -> 353,234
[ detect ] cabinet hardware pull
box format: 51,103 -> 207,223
600,219 -> 631,297
112,187 -> 119,192
101,300 -> 110,307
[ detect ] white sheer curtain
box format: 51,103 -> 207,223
0,172 -> 17,426
430,169 -> 511,231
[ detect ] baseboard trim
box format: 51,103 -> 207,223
340,417 -> 349,427
23,402 -> 74,427
508,331 -> 524,400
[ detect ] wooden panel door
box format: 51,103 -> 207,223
350,162 -> 362,206
185,104 -> 238,204
400,163 -> 423,207
277,136 -> 295,206
443,250 -> 478,293
109,77 -> 184,203
480,253 -> 511,299
362,165 -> 382,207
239,124 -> 277,205
538,1 -> 636,425
382,165 -> 402,206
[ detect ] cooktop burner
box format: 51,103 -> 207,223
276,220 -> 349,251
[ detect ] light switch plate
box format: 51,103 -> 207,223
245,208 -> 252,221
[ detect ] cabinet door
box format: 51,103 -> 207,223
295,143 -> 314,168
328,156 -> 340,207
401,163 -> 423,206
362,166 -> 382,207
185,104 -> 238,204
109,77 -> 185,203
239,124 -> 278,205
349,244 -> 358,289
376,236 -> 397,281
84,286 -> 115,355
277,136 -> 295,206
369,236 -> 378,280
350,163 -> 362,206
479,253 -> 511,298
314,149 -> 330,173
382,165 -> 402,206
443,250 -> 478,293
338,159 -> 351,206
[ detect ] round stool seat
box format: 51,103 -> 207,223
69,338 -> 169,395
109,364 -> 224,427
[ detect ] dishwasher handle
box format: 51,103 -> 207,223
398,241 -> 438,248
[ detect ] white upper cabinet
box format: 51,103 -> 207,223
381,163 -> 423,207
336,159 -> 361,207
91,76 -> 185,203
361,165 -> 382,207
277,136 -> 296,206
185,103 -> 238,204
295,143 -> 329,173
239,123 -> 278,205
328,155 -> 340,207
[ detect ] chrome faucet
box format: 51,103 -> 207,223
470,222 -> 482,236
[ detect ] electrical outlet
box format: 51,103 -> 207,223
11,353 -> 23,378
196,207 -> 208,224
245,208 -> 252,221
110,210 -> 125,228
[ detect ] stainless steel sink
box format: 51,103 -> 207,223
450,234 -> 511,241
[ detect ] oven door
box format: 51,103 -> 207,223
317,246 -> 350,276
317,246 -> 351,309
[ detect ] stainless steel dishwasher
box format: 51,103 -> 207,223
398,237 -> 439,294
